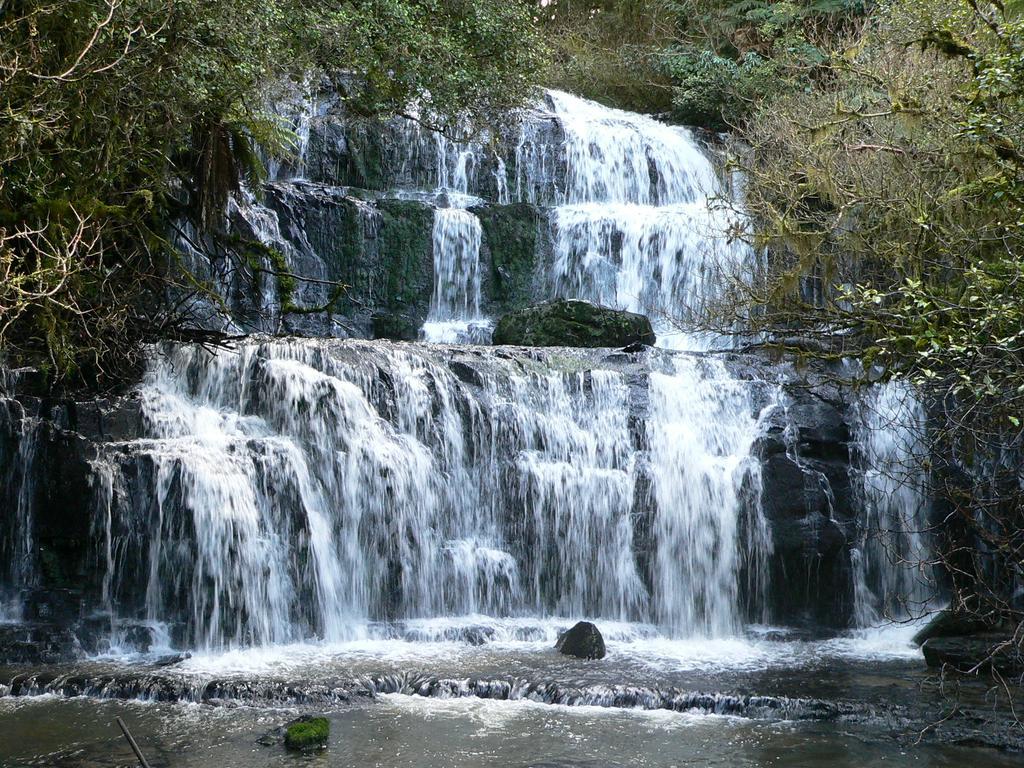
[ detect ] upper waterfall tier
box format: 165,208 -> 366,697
517,91 -> 720,207
188,87 -> 752,347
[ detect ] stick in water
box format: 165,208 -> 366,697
116,716 -> 153,768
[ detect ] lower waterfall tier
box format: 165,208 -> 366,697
0,339 -> 929,653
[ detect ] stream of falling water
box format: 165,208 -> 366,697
422,208 -> 489,343
78,340 -> 780,650
421,130 -> 493,343
522,91 -> 753,349
851,380 -> 932,624
419,90 -> 753,347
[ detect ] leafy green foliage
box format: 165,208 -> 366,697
0,0 -> 544,388
541,0 -> 678,113
664,50 -> 778,129
540,1 -> 869,123
724,0 -> 1024,629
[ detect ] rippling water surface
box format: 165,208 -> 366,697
2,620 -> 1021,766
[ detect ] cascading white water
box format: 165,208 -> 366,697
416,90 -> 750,347
420,128 -> 494,343
422,208 -> 490,343
83,340 -> 779,649
649,357 -> 778,636
0,91 -> 938,664
851,381 -> 932,625
429,208 -> 483,318
0,407 -> 40,621
527,91 -> 753,349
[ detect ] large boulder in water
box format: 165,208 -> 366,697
257,715 -> 329,752
555,621 -> 606,660
922,635 -> 1024,674
493,300 -> 655,348
912,609 -> 990,647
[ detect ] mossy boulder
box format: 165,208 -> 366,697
284,716 -> 329,752
373,199 -> 435,340
492,300 -> 656,348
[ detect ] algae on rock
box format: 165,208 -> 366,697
284,716 -> 329,752
474,203 -> 542,316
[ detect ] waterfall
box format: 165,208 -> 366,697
405,90 -> 752,347
231,89 -> 752,348
422,208 -> 490,343
527,91 -> 753,349
650,357 -> 778,635
0,91 -> 937,660
851,381 -> 932,625
0,400 -> 42,621
73,340 -> 782,649
420,126 -> 494,343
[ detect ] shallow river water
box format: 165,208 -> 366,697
1,620 -> 1020,767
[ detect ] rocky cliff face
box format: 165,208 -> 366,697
173,84 -> 556,340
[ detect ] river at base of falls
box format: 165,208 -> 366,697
3,696 -> 1020,768
2,619 -> 1023,764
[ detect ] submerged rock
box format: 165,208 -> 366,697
150,652 -> 192,668
555,621 -> 606,660
493,300 -> 656,348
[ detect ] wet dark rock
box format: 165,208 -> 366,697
921,635 -> 1023,674
493,300 -> 656,348
22,589 -> 83,624
555,621 -> 606,660
0,623 -> 84,664
474,203 -> 543,316
372,312 -> 420,341
150,652 -> 192,668
912,609 -> 991,647
447,360 -> 485,388
259,187 -> 435,339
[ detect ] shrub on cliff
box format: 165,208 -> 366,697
711,0 -> 1024,652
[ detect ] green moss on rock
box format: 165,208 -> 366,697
371,312 -> 420,341
284,716 -> 329,752
374,199 -> 434,339
474,203 -> 540,314
343,123 -> 388,191
492,299 -> 656,348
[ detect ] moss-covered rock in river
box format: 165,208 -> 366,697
492,300 -> 656,348
284,716 -> 329,752
474,203 -> 541,315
